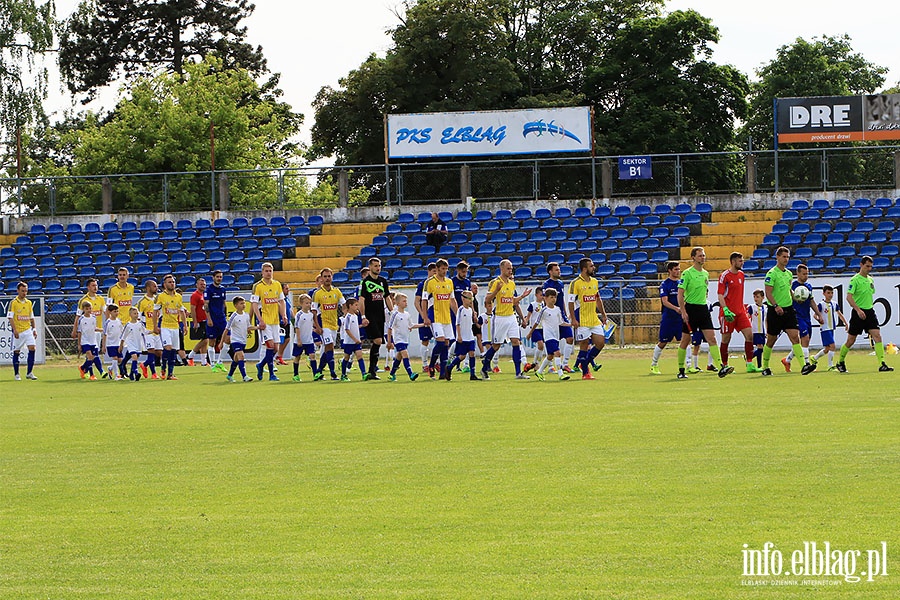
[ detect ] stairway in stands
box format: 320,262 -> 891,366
626,209 -> 782,345
278,222 -> 388,289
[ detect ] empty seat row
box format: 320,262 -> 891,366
790,197 -> 898,211
27,215 -> 319,236
396,203 -> 710,225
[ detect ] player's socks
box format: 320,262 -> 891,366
512,345 -> 522,376
537,356 -> 549,374
369,343 -> 381,376
709,345 -> 723,369
791,343 -> 805,365
677,347 -> 687,370
228,361 -> 238,377
447,355 -> 461,372
481,347 -> 496,373
440,341 -> 449,377
207,347 -> 216,366
720,342 -> 729,365
26,349 -> 35,374
827,351 -> 834,366
875,342 -> 885,364
744,341 -> 755,363
577,350 -> 589,375
404,357 -> 414,376
266,348 -> 277,376
785,349 -> 794,363
587,346 -> 601,366
691,354 -> 699,369
838,344 -> 850,364
293,362 -> 300,376
754,347 -> 763,367
390,358 -> 401,375
651,345 -> 663,366
813,348 -> 826,361
762,345 -> 773,369
562,341 -> 572,367
309,358 -> 318,374
420,343 -> 429,366
802,347 -> 810,362
12,352 -> 20,376
468,356 -> 476,374
357,357 -> 366,375
340,358 -> 348,377
428,342 -> 441,372
168,349 -> 177,376
237,360 -> 247,377
93,357 -> 103,374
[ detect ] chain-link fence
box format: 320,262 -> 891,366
4,146 -> 897,216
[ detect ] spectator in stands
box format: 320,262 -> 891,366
425,212 -> 448,250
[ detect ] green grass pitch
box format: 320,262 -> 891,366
2,351 -> 897,599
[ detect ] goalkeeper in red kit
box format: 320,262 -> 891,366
717,252 -> 761,373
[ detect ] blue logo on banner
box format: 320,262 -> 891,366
618,156 -> 652,180
522,120 -> 582,144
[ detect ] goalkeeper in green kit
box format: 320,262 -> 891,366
835,255 -> 894,373
760,246 -> 817,376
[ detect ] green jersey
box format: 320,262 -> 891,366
678,266 -> 709,305
848,273 -> 875,310
764,266 -> 793,307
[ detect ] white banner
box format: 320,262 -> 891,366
709,275 -> 900,349
0,296 -> 46,365
387,106 -> 592,159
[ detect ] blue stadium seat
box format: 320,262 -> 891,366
574,207 -> 592,218
881,245 -> 899,257
811,199 -> 830,210
853,198 -> 871,209
622,216 -> 641,227
682,214 -> 702,226
661,237 -> 681,249
594,206 -> 611,218
856,221 -> 874,233
846,232 -> 866,244
874,197 -> 892,209
742,260 -> 759,273
800,209 -> 819,221
814,246 -> 835,259
653,204 -> 672,215
843,208 -> 863,220
554,207 -> 572,219
791,200 -> 809,210
794,247 -> 813,259
275,216 -> 293,227
533,208 -> 551,220
830,198 -> 850,209
613,206 -> 631,218
781,210 -> 799,221
876,220 -> 895,232
782,233 -> 801,245
610,228 -> 628,240
805,233 -> 824,246
836,246 -> 855,258
633,205 -> 652,217
513,209 -> 532,220
620,239 -> 639,251
859,245 -> 878,256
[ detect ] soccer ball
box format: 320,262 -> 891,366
792,286 -> 811,303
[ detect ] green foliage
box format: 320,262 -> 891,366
743,35 -> 888,149
0,0 -> 56,155
59,0 -> 267,101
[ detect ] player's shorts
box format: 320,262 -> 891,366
106,346 -> 121,359
576,325 -> 605,342
691,329 -> 704,345
559,324 -> 574,340
492,315 -> 520,343
207,318 -> 227,342
260,323 -> 279,345
292,343 -> 316,357
364,315 -> 386,341
766,305 -> 799,337
80,344 -> 98,355
720,310 -> 751,335
431,322 -> 452,339
796,317 -> 812,339
530,328 -> 544,343
12,329 -> 36,351
342,342 -> 362,354
820,329 -> 836,347
144,332 -> 162,350
189,321 -> 207,340
472,322 -> 482,336
123,346 -> 142,357
682,303 -> 713,333
848,308 -> 879,336
659,319 -> 683,344
394,342 -> 409,353
321,328 -> 336,346
544,339 -> 560,355
753,333 -> 766,346
160,327 -> 181,350
455,340 -> 476,355
230,342 -> 246,354
418,318 -> 434,341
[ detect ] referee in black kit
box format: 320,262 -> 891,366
360,257 -> 393,381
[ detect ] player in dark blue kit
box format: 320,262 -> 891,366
204,269 -> 229,372
781,264 -> 824,372
449,261 -> 472,369
650,262 -> 682,375
542,261 -> 575,372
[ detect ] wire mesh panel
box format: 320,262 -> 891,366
538,160 -> 594,200
396,165 -> 461,204
679,153 -> 746,195
826,147 -> 896,190
470,162 -> 535,202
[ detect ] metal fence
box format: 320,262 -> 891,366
2,146 -> 897,216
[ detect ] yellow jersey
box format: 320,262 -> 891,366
106,283 -> 135,310
77,293 -> 106,328
424,276 -> 454,324
137,295 -> 157,333
252,279 -> 284,325
155,291 -> 184,329
8,297 -> 34,333
569,276 -> 601,327
488,277 -> 517,317
312,286 -> 344,331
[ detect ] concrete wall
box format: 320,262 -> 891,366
4,189 -> 898,234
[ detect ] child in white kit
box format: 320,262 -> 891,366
291,294 -> 318,382
526,288 -> 570,381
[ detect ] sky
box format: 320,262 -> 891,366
43,0 -> 900,156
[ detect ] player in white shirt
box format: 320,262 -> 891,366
223,296 -> 254,382
101,304 -> 126,379
387,293 -> 421,381
747,288 -> 768,369
75,301 -> 102,380
523,288 -> 546,372
445,291 -> 482,380
810,284 -> 849,370
291,294 -> 318,382
120,307 -> 146,381
340,298 -> 367,381
526,288 -> 571,381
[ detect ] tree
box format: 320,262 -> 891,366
0,0 -> 56,158
58,0 -> 267,101
20,56 -> 301,213
742,35 -> 887,149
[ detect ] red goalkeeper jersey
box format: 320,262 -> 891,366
717,269 -> 746,316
